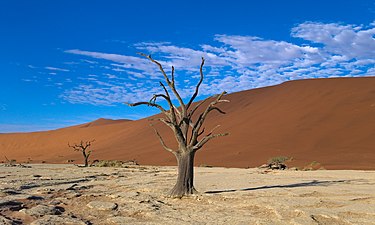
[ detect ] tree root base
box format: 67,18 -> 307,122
168,186 -> 198,198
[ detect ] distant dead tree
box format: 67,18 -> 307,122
128,53 -> 229,197
68,140 -> 95,167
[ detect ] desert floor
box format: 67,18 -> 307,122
1,164 -> 375,225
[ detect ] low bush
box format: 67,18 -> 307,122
91,160 -> 139,168
267,156 -> 290,165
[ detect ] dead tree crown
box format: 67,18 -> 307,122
68,140 -> 95,167
127,53 -> 229,155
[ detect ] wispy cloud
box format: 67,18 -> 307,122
61,21 -> 375,105
28,65 -> 37,69
45,66 -> 70,72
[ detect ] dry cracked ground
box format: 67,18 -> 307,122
0,164 -> 375,225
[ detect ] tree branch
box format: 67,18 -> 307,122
150,123 -> 175,155
194,132 -> 229,151
186,57 -> 205,110
138,53 -> 171,83
189,91 -> 228,147
137,52 -> 186,115
149,117 -> 174,130
159,82 -> 180,123
68,140 -> 95,152
171,66 -> 175,85
127,101 -> 168,115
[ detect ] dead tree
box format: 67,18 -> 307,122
128,53 -> 229,197
68,140 -> 95,167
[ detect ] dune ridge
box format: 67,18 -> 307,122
1,77 -> 375,169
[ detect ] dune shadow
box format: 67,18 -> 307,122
205,179 -> 360,194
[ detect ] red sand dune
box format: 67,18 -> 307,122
1,77 -> 375,169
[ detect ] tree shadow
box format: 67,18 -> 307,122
205,179 -> 361,194
19,178 -> 90,190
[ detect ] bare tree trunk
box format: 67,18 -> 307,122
169,150 -> 197,197
83,152 -> 89,167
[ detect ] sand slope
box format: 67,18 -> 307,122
1,77 -> 375,169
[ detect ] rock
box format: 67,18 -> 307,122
0,215 -> 14,225
48,200 -> 62,205
30,215 -> 86,225
87,201 -> 118,211
23,205 -> 63,217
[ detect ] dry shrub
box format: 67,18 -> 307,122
92,160 -> 138,168
267,156 -> 290,164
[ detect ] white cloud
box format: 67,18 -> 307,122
105,73 -> 118,79
45,66 -> 70,72
60,21 -> 375,106
292,21 -> 375,59
28,65 -> 37,69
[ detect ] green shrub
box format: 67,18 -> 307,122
92,160 -> 138,168
267,156 -> 289,164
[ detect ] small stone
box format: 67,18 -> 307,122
87,201 -> 118,210
0,215 -> 14,225
23,205 -> 63,217
34,188 -> 55,194
107,216 -> 137,224
48,200 -> 62,205
30,215 -> 86,225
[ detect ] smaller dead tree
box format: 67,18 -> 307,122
68,140 -> 95,167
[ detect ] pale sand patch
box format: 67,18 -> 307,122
0,164 -> 374,224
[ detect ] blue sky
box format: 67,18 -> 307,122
0,0 -> 374,133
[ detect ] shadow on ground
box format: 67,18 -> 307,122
205,179 -> 364,194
